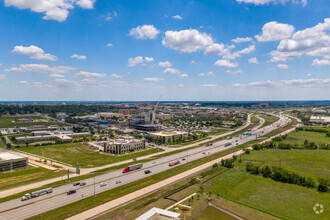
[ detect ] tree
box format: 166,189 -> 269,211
304,138 -> 309,147
317,178 -> 329,192
261,166 -> 272,178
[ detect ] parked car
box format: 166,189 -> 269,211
73,182 -> 80,186
116,180 -> 122,184
67,190 -> 76,195
100,182 -> 107,187
80,182 -> 86,186
144,170 -> 151,174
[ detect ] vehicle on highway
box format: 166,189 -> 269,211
116,180 -> 122,184
182,158 -> 186,161
236,140 -> 238,142
236,143 -> 239,146
80,182 -> 86,186
152,161 -> 156,164
100,182 -> 107,187
22,187 -> 53,201
169,160 -> 180,166
73,182 -> 80,186
122,163 -> 143,173
205,143 -> 213,147
67,190 -> 76,195
224,143 -> 232,147
202,152 -> 205,154
144,170 -> 151,174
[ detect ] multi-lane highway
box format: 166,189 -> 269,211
0,114 -> 290,220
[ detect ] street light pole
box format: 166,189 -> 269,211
94,176 -> 96,196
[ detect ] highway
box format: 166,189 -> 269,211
0,114 -> 290,220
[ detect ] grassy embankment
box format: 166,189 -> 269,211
17,142 -> 162,168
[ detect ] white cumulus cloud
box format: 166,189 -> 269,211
128,56 -> 144,67
71,54 -> 86,60
110,74 -> 123,79
236,0 -> 307,6
214,60 -> 238,68
144,57 -> 154,62
143,78 -> 164,82
248,57 -> 259,64
201,84 -> 217,87
199,71 -> 214,76
232,37 -> 253,43
158,61 -> 172,68
50,73 -> 65,78
4,0 -> 96,22
163,68 -> 180,74
277,64 -> 289,69
74,71 -> 106,78
12,45 -> 57,61
226,69 -> 243,74
255,21 -> 295,42
129,25 -> 160,40
172,15 -> 182,20
178,73 -> 188,78
204,43 -> 229,56
0,74 -> 8,80
5,64 -> 75,74
162,29 -> 213,53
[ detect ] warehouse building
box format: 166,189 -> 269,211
150,131 -> 188,143
103,138 -> 145,155
0,152 -> 28,172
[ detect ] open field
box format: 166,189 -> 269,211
18,143 -> 162,168
0,166 -> 66,191
205,149 -> 330,220
0,116 -> 63,128
258,114 -> 279,128
284,130 -> 330,146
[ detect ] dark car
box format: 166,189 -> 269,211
182,158 -> 186,161
73,182 -> 80,186
144,170 -> 151,174
67,190 -> 76,195
80,182 -> 86,186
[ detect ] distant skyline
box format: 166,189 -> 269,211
0,0 -> 329,101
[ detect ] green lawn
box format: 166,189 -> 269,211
206,149 -> 330,220
205,128 -> 231,135
18,142 -> 162,167
0,166 -> 66,191
284,131 -> 330,146
0,116 -> 63,128
258,114 -> 279,128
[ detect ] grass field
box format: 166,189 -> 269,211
206,149 -> 330,220
258,114 -> 279,128
0,116 -> 64,128
0,166 -> 66,191
205,127 -> 231,135
284,130 -> 330,146
18,143 -> 162,168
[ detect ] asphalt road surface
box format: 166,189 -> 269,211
0,115 -> 290,220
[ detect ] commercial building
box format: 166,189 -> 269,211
16,131 -> 90,142
150,131 -> 188,143
19,125 -> 58,134
310,116 -> 330,123
103,138 -> 145,155
130,119 -> 161,132
118,109 -> 137,115
156,113 -> 173,120
0,152 -> 28,172
135,207 -> 180,220
56,112 -> 68,120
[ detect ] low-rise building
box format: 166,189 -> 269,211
156,113 -> 173,120
103,138 -> 145,155
310,116 -> 330,123
135,207 -> 180,220
150,131 -> 188,143
56,112 -> 68,120
0,152 -> 28,172
19,125 -> 59,133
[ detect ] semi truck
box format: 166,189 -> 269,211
122,163 -> 143,173
169,160 -> 180,166
21,187 -> 53,201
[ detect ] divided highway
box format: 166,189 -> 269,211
0,114 -> 290,220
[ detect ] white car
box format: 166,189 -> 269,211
100,182 -> 107,187
116,180 -> 122,184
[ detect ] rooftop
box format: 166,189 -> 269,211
0,152 -> 27,161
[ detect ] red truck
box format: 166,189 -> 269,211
169,160 -> 180,166
122,163 -> 143,173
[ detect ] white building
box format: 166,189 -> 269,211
135,207 -> 180,220
103,138 -> 145,155
0,152 -> 28,172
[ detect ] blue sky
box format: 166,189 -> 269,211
0,0 -> 329,101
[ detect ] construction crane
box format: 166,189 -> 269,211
152,95 -> 162,124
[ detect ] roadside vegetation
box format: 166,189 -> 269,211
258,114 -> 279,128
0,116 -> 63,128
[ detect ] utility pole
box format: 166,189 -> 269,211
94,176 -> 96,196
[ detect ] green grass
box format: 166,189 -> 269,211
205,128 -> 231,135
196,204 -> 236,220
18,143 -> 163,168
258,114 -> 279,128
0,166 -> 66,191
168,136 -> 211,147
265,118 -> 298,137
284,131 -> 330,146
206,149 -> 330,220
0,116 -> 63,128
